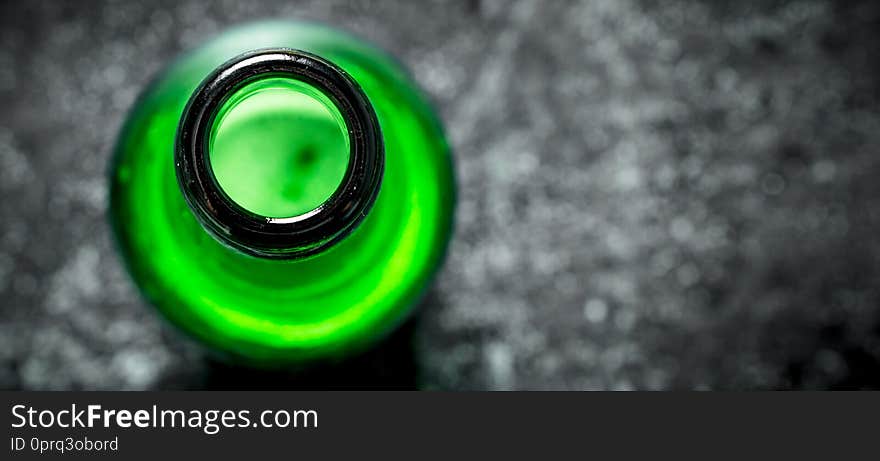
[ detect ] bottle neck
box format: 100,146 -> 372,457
175,49 -> 383,259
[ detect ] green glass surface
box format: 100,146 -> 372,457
109,21 -> 455,365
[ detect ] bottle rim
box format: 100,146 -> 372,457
175,48 -> 384,259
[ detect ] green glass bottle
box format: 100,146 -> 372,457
109,21 -> 455,365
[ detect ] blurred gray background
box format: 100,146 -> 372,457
1,0 -> 879,390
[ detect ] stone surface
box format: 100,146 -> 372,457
1,0 -> 879,389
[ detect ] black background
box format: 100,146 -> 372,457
1,0 -> 880,390
2,392 -> 876,459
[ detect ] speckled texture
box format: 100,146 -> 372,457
1,0 -> 879,390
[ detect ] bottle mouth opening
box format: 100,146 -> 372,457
176,49 -> 383,260
208,76 -> 351,219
